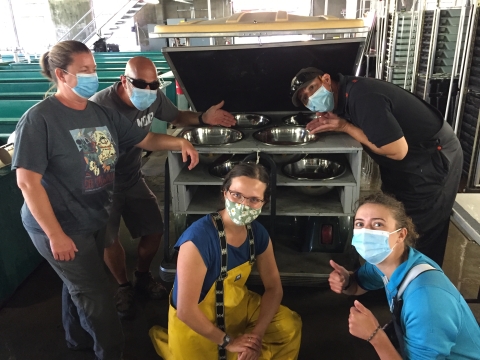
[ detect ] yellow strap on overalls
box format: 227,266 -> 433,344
149,214 -> 302,359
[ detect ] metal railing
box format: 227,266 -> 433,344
57,7 -> 96,42
56,0 -> 137,44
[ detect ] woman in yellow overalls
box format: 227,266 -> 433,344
150,162 -> 301,360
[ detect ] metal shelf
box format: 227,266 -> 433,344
174,160 -> 357,187
182,185 -> 348,216
171,126 -> 363,154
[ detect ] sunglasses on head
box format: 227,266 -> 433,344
126,76 -> 161,90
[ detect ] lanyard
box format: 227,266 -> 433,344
211,212 -> 255,360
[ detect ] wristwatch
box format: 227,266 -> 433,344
220,334 -> 231,349
342,274 -> 352,291
198,112 -> 206,125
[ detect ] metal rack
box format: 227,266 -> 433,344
455,6 -> 480,191
154,29 -> 368,285
384,11 -> 420,90
164,115 -> 363,285
415,8 -> 470,124
376,2 -> 472,126
374,1 -> 480,192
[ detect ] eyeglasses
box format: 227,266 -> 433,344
290,72 -> 320,96
227,190 -> 264,207
126,76 -> 161,90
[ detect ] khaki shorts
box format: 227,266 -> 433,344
105,178 -> 163,247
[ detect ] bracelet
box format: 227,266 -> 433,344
367,325 -> 382,342
198,112 -> 205,125
342,274 -> 352,291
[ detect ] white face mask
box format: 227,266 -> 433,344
351,228 -> 402,265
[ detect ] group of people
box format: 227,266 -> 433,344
11,39 -> 479,360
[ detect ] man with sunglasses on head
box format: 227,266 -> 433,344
90,56 -> 235,319
290,67 -> 462,269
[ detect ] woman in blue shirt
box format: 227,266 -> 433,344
150,162 -> 302,360
329,192 -> 480,359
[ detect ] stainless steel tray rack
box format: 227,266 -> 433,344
164,113 -> 363,285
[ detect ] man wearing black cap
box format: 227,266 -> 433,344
290,67 -> 463,267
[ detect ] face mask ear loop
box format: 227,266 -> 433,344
389,228 -> 402,235
389,228 -> 403,250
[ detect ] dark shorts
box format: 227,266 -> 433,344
105,178 -> 163,247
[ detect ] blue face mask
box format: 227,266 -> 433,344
64,71 -> 99,99
129,87 -> 157,111
351,228 -> 401,265
306,85 -> 334,112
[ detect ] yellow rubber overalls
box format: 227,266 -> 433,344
149,213 -> 301,360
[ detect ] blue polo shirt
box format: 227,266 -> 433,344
356,247 -> 480,359
171,215 -> 269,308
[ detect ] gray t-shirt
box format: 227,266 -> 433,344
90,82 -> 179,192
12,96 -> 148,235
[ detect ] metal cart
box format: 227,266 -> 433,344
157,38 -> 366,286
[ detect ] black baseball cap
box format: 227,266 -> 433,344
290,67 -> 324,107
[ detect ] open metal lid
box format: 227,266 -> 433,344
151,12 -> 366,38
162,38 -> 365,113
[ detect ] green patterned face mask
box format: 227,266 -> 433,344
225,198 -> 262,225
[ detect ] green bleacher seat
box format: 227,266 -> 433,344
7,61 -> 169,71
0,81 -> 114,93
0,100 -> 39,119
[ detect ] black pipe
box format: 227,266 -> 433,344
242,152 -> 277,239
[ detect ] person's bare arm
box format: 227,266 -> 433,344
350,301 -> 402,360
16,168 -> 78,261
329,260 -> 367,296
172,100 -> 236,128
176,241 -> 261,354
306,113 -> 408,160
250,241 -> 283,338
343,122 -> 408,160
135,133 -> 199,169
369,331 -> 403,360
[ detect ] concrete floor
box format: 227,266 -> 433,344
0,151 -> 479,360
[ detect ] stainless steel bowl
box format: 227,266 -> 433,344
198,153 -> 232,165
270,153 -> 306,165
234,113 -> 271,129
208,155 -> 245,179
253,126 -> 318,146
282,157 -> 346,180
181,127 -> 243,146
294,186 -> 335,196
283,113 -> 318,126
283,156 -> 346,196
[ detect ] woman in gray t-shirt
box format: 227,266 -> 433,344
12,40 -> 198,360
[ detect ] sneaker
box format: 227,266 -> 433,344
114,284 -> 135,320
133,271 -> 168,300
